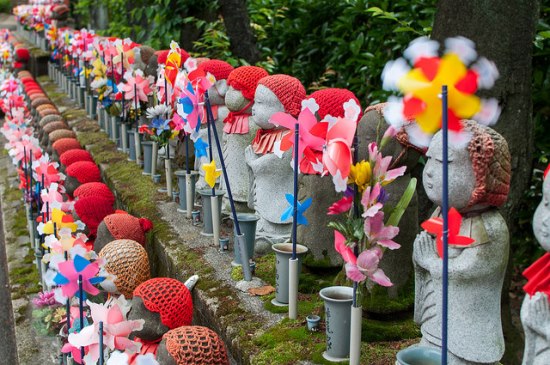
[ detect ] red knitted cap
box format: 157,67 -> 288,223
163,326 -> 229,365
103,212 -> 153,246
15,48 -> 30,62
198,60 -> 234,81
257,75 -> 306,117
52,138 -> 81,156
74,182 -> 115,206
133,278 -> 193,329
66,161 -> 101,184
227,66 -> 269,101
74,196 -> 115,237
60,149 -> 94,168
309,88 -> 362,120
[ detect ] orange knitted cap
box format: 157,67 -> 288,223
74,196 -> 115,237
309,88 -> 362,120
31,97 -> 52,109
163,326 -> 229,365
227,66 -> 269,101
257,74 -> 306,117
60,149 -> 94,169
198,60 -> 234,81
40,115 -> 64,127
133,278 -> 193,329
73,182 -> 115,206
102,212 -> 153,246
52,138 -> 82,156
98,239 -> 151,298
49,130 -> 76,143
66,161 -> 101,184
43,121 -> 70,135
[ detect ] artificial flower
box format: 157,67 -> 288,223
348,160 -> 371,193
364,212 -> 400,249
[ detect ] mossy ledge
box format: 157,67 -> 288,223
36,74 -> 421,364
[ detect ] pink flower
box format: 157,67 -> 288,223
361,183 -> 384,218
334,230 -> 356,265
327,196 -> 353,215
345,246 -> 392,286
364,212 -> 400,249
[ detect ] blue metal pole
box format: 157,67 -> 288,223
205,93 -> 215,197
79,274 -> 84,361
292,123 -> 299,260
441,85 -> 449,365
98,321 -> 104,365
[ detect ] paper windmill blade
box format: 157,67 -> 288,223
421,207 -> 475,258
280,194 -> 312,225
53,254 -> 105,301
202,159 -> 222,188
177,82 -> 203,132
165,41 -> 182,87
382,36 -> 500,147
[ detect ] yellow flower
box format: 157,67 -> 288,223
348,160 -> 371,193
202,160 -> 222,188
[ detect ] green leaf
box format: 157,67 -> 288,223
539,31 -> 550,39
386,178 -> 417,227
366,7 -> 384,14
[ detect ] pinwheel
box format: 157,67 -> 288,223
523,253 -> 550,296
120,70 -> 151,103
68,297 -> 144,365
53,254 -> 105,301
8,136 -> 42,165
194,137 -> 209,159
382,36 -> 500,147
280,194 -> 312,225
32,155 -> 65,187
202,159 -> 221,188
421,207 -> 475,258
41,183 -> 73,213
321,115 -> 356,192
38,208 -> 82,235
1,78 -> 19,93
177,81 -> 204,133
164,41 -> 182,86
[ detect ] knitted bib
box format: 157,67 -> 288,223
99,239 -> 151,298
257,75 -> 306,117
59,149 -> 94,169
198,60 -> 234,81
52,138 -> 81,156
133,278 -> 193,329
66,161 -> 101,184
227,66 -> 269,101
103,212 -> 153,246
73,182 -> 115,206
163,326 -> 229,365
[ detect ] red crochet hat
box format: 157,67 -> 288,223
157,49 -> 191,65
15,48 -> 30,62
257,75 -> 306,117
309,88 -> 362,120
102,211 -> 153,246
52,138 -> 81,156
227,66 -> 269,101
74,196 -> 115,237
66,161 -> 101,184
59,149 -> 94,168
133,278 -> 193,329
198,60 -> 234,81
163,326 -> 229,365
73,182 -> 115,206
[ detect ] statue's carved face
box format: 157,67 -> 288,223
423,132 -> 476,211
533,177 -> 550,249
225,86 -> 250,112
128,297 -> 169,341
207,80 -> 228,105
251,85 -> 285,130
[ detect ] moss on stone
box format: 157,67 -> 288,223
362,277 -> 415,315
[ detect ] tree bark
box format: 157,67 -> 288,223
218,0 -> 261,63
431,1 -> 540,364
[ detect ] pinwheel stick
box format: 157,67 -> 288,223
292,123 -> 299,260
64,251 -> 71,331
75,56 -> 80,87
185,134 -> 190,174
288,123 -> 300,320
134,83 -> 138,126
164,77 -> 168,107
120,52 -> 124,83
204,94 -> 251,281
441,85 -> 449,365
98,321 -> 104,365
78,274 -> 85,361
206,100 -> 215,196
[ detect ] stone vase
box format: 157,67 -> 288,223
127,129 -> 136,161
396,346 -> 441,365
91,96 -> 98,119
198,189 -> 225,236
175,170 -> 198,213
319,286 -> 353,362
230,213 -> 260,266
271,243 -> 308,306
141,141 -> 154,175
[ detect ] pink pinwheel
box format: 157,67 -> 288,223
53,255 -> 105,302
321,116 -> 356,192
365,211 -> 400,249
68,298 -> 144,364
9,136 -> 42,165
32,156 -> 65,186
120,71 -> 151,103
361,183 -> 384,218
270,106 -> 326,170
177,81 -> 205,132
345,246 -> 392,286
1,78 -> 19,93
41,183 -> 72,213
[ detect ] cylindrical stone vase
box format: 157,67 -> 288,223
141,141 -> 154,175
127,129 -> 136,161
198,189 -> 224,236
230,213 -> 260,266
91,96 -> 98,119
319,286 -> 353,362
396,346 -> 441,365
271,243 -> 308,306
175,170 -> 198,213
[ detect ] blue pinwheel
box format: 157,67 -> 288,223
280,194 -> 312,225
194,137 -> 209,159
53,255 -> 105,300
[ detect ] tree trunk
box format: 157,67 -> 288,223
431,1 -> 540,364
218,0 -> 261,63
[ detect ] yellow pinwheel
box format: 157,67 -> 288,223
202,160 -> 222,188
